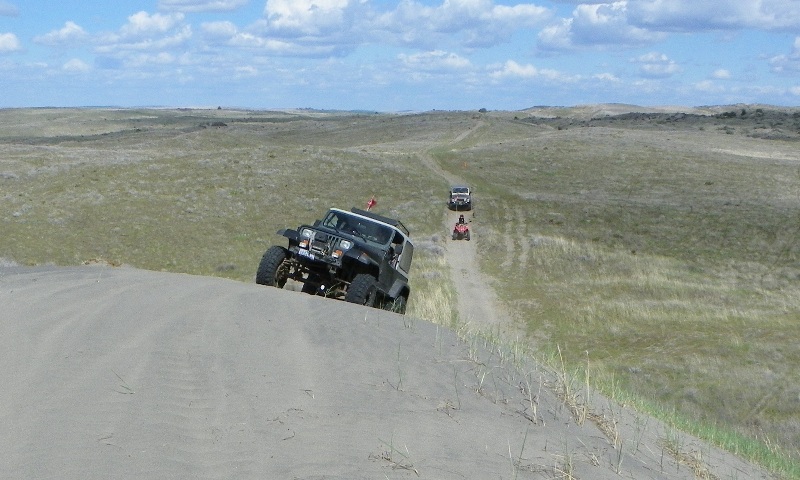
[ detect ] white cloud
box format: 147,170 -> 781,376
95,12 -> 192,55
694,79 -> 724,93
491,60 -> 538,78
200,20 -> 343,56
594,72 -> 620,82
489,60 -> 573,82
234,65 -> 258,78
265,0 -> 354,36
126,52 -> 176,67
0,32 -> 21,53
633,51 -> 681,78
538,2 -> 663,51
790,85 -> 800,96
374,0 -> 551,48
35,21 -> 89,46
769,36 -> 800,73
63,58 -> 91,73
120,11 -> 186,39
627,0 -> 800,31
398,50 -> 471,71
537,20 -> 573,50
201,21 -> 238,39
158,0 -> 248,13
712,69 -> 731,79
96,25 -> 192,53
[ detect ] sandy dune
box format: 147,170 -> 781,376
0,265 -> 772,479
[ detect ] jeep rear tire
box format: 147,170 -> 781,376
345,273 -> 378,307
256,246 -> 290,288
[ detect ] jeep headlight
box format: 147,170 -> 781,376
339,239 -> 353,250
299,228 -> 314,248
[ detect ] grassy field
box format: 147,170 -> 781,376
434,111 -> 800,474
1,106 -> 798,476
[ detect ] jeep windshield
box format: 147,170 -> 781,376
321,210 -> 393,246
452,186 -> 469,194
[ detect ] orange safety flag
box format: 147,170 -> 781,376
366,196 -> 377,211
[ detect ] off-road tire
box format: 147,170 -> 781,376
452,231 -> 457,240
345,273 -> 378,307
256,246 -> 290,288
465,231 -> 471,241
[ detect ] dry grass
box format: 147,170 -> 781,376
2,106 -> 799,477
433,113 -> 800,474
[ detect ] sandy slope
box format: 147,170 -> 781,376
0,265 -> 773,479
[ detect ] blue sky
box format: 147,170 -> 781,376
1,0 -> 799,110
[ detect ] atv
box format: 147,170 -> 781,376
256,207 -> 413,313
452,216 -> 470,241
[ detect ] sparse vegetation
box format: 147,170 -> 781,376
1,106 -> 798,478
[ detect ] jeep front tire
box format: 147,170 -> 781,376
345,273 -> 378,306
256,246 -> 290,288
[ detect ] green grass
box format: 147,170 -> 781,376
2,107 -> 799,477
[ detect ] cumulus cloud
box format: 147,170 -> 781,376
95,11 -> 192,54
201,21 -> 239,39
594,72 -> 620,82
769,36 -> 800,73
158,0 -> 248,13
374,0 -> 551,48
538,1 -> 663,51
34,21 -> 89,46
126,52 -> 177,67
265,0 -> 356,36
489,60 -> 573,82
491,60 -> 538,78
200,20 -> 343,57
0,32 -> 21,53
234,65 -> 258,78
633,51 -> 681,78
398,50 -> 471,71
712,69 -> 731,79
627,0 -> 800,31
694,79 -> 725,93
63,58 -> 91,73
120,11 -> 186,38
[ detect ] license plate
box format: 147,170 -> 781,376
297,249 -> 315,260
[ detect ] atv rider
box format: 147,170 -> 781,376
458,214 -> 465,224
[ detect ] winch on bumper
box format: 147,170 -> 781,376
256,207 -> 413,313
293,228 -> 353,266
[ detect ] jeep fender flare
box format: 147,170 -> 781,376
344,248 -> 377,267
387,279 -> 410,300
277,228 -> 300,242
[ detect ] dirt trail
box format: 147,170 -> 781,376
420,121 -> 516,333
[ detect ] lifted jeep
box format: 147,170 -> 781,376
256,207 -> 413,313
448,185 -> 472,211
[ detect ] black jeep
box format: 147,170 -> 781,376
256,207 -> 413,313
